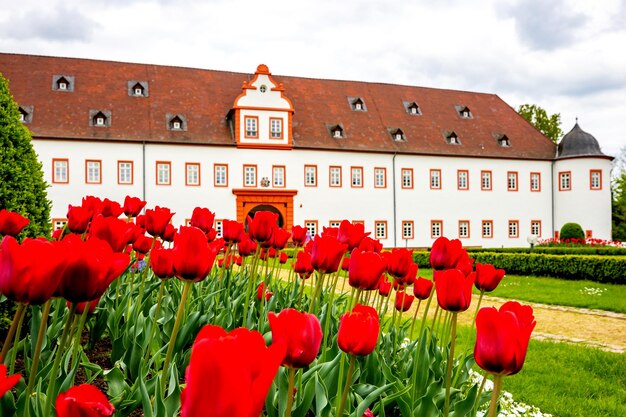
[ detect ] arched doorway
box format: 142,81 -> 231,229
232,188 -> 297,231
245,204 -> 284,228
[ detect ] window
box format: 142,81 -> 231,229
18,106 -> 32,124
402,221 -> 414,239
531,220 -> 542,237
85,160 -> 101,184
458,221 -> 470,238
270,118 -> 283,139
272,166 -> 285,187
91,111 -> 109,127
390,128 -> 405,142
52,159 -> 69,184
304,165 -> 317,187
351,166 -> 363,188
167,114 -> 187,131
118,161 -> 133,185
374,167 -> 386,188
157,162 -> 171,185
585,230 -> 593,239
590,170 -> 602,190
330,166 -> 342,187
329,125 -> 344,138
559,171 -> 571,191
430,169 -> 441,189
186,163 -> 200,186
401,168 -> 413,189
498,135 -> 511,147
128,81 -> 148,97
446,132 -> 460,145
245,116 -> 258,138
52,219 -> 67,230
405,101 -> 421,115
457,170 -> 469,190
214,164 -> 228,187
133,83 -> 144,96
530,172 -> 541,192
170,117 -> 182,130
244,165 -> 257,187
457,106 -> 472,118
375,221 -> 387,239
350,97 -> 366,111
508,220 -> 519,238
481,170 -> 492,191
507,171 -> 518,191
215,220 -> 223,238
329,221 -> 341,228
482,220 -> 493,238
305,221 -> 318,238
58,79 -> 68,90
431,220 -> 442,239
52,75 -> 74,92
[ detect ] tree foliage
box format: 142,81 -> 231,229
559,222 -> 585,241
0,72 -> 51,238
612,147 -> 626,241
517,104 -> 563,144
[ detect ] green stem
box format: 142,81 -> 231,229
473,371 -> 489,417
162,280 -> 192,395
335,354 -> 345,412
285,367 -> 296,417
337,355 -> 356,417
487,374 -> 503,417
418,288 -> 435,337
350,288 -> 362,311
1,302 -> 26,361
297,276 -> 307,310
242,246 -> 262,327
24,300 -> 52,417
443,312 -> 458,417
409,299 -> 422,338
307,271 -> 326,314
71,301 -> 91,376
472,290 -> 485,330
145,280 -> 166,364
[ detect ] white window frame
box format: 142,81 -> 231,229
273,166 -> 285,187
244,165 -> 257,187
186,163 -> 200,186
86,160 -> 101,184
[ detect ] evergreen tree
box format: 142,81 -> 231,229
612,148 -> 626,241
0,72 -> 51,238
517,104 -> 563,144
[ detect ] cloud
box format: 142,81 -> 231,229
2,6 -> 97,42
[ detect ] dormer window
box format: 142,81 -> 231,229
329,125 -> 344,138
58,78 -> 68,90
445,131 -> 461,145
389,128 -> 406,142
133,84 -> 144,96
497,134 -> 511,147
19,111 -> 25,122
52,75 -> 74,92
128,81 -> 149,97
170,116 -> 183,130
18,106 -> 32,123
456,106 -> 472,118
166,114 -> 187,131
348,97 -> 367,112
404,101 -> 422,115
92,111 -> 108,127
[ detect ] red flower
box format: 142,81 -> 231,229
56,235 -> 130,303
310,235 -> 347,274
0,210 -> 29,237
247,211 -> 278,244
69,297 -> 100,315
413,277 -> 433,300
268,308 -> 322,368
430,237 -> 464,270
81,196 -> 104,218
145,206 -> 174,238
173,227 -> 219,282
55,384 -> 115,417
474,263 -> 506,292
67,205 -> 92,234
348,249 -> 386,291
162,224 -> 177,242
321,226 -> 338,238
386,248 -> 413,279
363,409 -> 374,417
454,249 -> 474,276
190,207 -> 215,234
270,227 -> 291,250
0,358 -> 21,397
434,269 -> 475,312
237,234 -> 257,257
358,236 -> 383,252
279,251 -> 289,264
474,301 -> 536,376
100,198 -> 123,218
257,283 -> 273,301
396,262 -> 418,288
337,220 -> 370,250
378,278 -> 391,296
89,215 -> 135,252
341,256 -> 350,271
181,325 -> 285,417
294,251 -> 313,279
132,234 -> 154,254
123,196 -> 146,218
150,248 -> 175,279
0,236 -> 67,305
291,225 -> 308,246
394,291 -> 414,312
223,220 -> 244,243
338,304 -> 380,356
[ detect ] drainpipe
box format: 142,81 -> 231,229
392,152 -> 398,248
142,141 -> 146,202
551,159 -> 555,239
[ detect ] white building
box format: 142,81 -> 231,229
0,53 -> 613,247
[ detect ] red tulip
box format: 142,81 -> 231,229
474,263 -> 506,292
0,210 -> 29,237
454,249 -> 474,276
270,227 -> 291,250
257,283 -> 273,301
294,251 -> 313,279
363,409 -> 375,417
150,247 -> 175,279
52,228 -> 64,240
474,301 -> 536,376
237,234 -> 257,257
310,235 -> 347,274
337,220 -> 370,250
100,198 -> 123,218
223,220 -> 244,243
413,277 -> 433,300
0,358 -> 21,397
291,225 -> 308,246
55,384 -> 115,417
123,196 -> 146,218
135,214 -> 146,229
81,196 -> 104,218
190,207 -> 215,234
56,235 -> 130,303
394,291 -> 414,312
378,278 -> 391,296
0,236 -> 67,305
430,237 -> 464,270
396,262 -> 418,288
132,234 -> 154,254
181,325 -> 285,417
386,248 -> 413,279
348,249 -> 386,291
434,269 -> 475,312
67,205 -> 92,234
279,251 -> 289,264
173,227 -> 219,282
358,236 -> 383,253
321,226 -> 338,238
247,211 -> 278,243
268,308 -> 322,368
338,304 -> 380,356
145,206 -> 174,238
89,215 -> 135,252
162,224 -> 177,242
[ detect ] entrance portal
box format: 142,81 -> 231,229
232,188 -> 298,231
246,204 -> 285,228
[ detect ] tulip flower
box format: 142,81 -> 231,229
132,234 -> 154,254
430,237 -> 464,270
0,359 -> 21,398
434,269 -> 474,312
394,291 -> 414,312
474,263 -> 506,292
89,215 -> 135,252
190,207 -> 215,234
123,195 -> 146,217
247,211 -> 278,243
222,219 -> 244,243
338,304 -> 380,356
279,251 -> 289,264
268,308 -> 322,369
162,223 -> 177,242
413,277 -> 433,300
55,384 -> 115,417
310,235 -> 347,274
181,325 -> 285,417
0,210 -> 29,237
386,248 -> 413,279
341,256 -> 350,271
337,220 -> 370,250
81,196 -> 104,218
257,282 -> 273,301
396,262 -> 418,288
348,249 -> 386,291
237,234 -> 257,257
100,198 -> 123,218
144,206 -> 174,238
291,225 -> 308,246
150,248 -> 175,279
378,278 -> 391,296
67,205 -> 92,234
363,409 -> 374,417
358,236 -> 383,252
294,251 -> 313,279
172,227 -> 219,282
321,226 -> 338,238
270,227 -> 291,250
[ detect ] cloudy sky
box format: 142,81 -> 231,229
1,0 -> 624,158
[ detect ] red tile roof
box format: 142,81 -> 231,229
0,53 -> 556,159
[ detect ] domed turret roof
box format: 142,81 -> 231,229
557,123 -> 606,159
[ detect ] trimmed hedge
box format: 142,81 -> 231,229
466,246 -> 626,256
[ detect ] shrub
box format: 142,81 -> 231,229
560,222 -> 585,241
